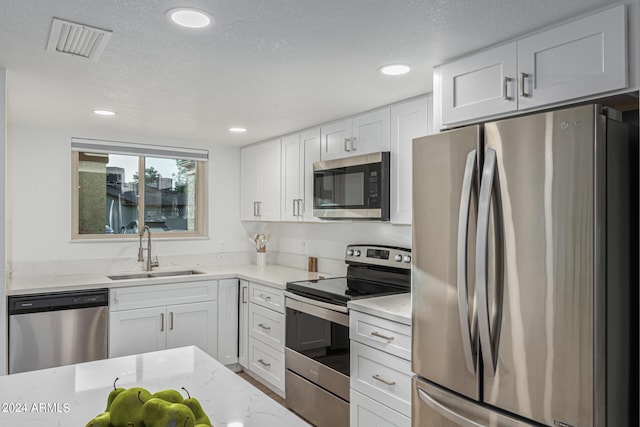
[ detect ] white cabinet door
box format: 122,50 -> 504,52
166,301 -> 218,357
321,118 -> 352,161
217,279 -> 239,366
109,306 -> 166,358
441,42 -> 518,126
390,96 -> 429,225
259,138 -> 282,221
248,336 -> 285,394
240,139 -> 281,221
238,280 -> 250,369
280,133 -> 302,221
240,144 -> 260,221
301,127 -> 321,221
351,107 -> 390,156
518,4 -> 627,109
351,390 -> 410,427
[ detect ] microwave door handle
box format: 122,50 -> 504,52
476,147 -> 498,377
457,149 -> 477,374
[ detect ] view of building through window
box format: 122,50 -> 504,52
77,152 -> 199,235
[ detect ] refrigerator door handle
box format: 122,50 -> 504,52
457,149 -> 477,374
417,387 -> 484,427
476,147 -> 498,377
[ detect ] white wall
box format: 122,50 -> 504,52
6,125 -> 251,277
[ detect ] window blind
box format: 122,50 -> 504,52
71,137 -> 208,161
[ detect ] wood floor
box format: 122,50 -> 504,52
237,371 -> 287,407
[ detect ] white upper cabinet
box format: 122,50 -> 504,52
390,95 -> 431,225
440,4 -> 628,127
321,108 -> 390,161
241,138 -> 282,221
441,42 -> 518,126
280,128 -> 320,222
517,4 -> 627,109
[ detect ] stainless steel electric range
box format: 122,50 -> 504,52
284,244 -> 411,427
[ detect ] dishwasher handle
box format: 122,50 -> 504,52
8,289 -> 109,315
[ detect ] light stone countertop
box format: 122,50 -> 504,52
347,292 -> 412,325
7,264 -> 332,295
0,345 -> 310,427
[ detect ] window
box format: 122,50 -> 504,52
72,138 -> 207,239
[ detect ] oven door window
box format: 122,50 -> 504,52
286,307 -> 350,376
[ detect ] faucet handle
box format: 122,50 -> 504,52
151,256 -> 160,268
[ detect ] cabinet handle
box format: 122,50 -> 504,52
371,331 -> 395,341
259,293 -> 272,301
297,199 -> 303,217
253,201 -> 258,217
257,201 -> 262,216
351,137 -> 357,151
258,322 -> 271,330
160,313 -> 165,332
372,374 -> 396,386
169,312 -> 174,330
344,138 -> 351,152
258,358 -> 271,367
502,76 -> 512,101
519,72 -> 530,98
242,286 -> 248,304
113,292 -> 119,304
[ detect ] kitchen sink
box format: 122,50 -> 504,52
107,270 -> 203,280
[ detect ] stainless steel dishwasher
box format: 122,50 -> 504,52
8,289 -> 109,374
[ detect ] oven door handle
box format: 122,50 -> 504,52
284,291 -> 349,326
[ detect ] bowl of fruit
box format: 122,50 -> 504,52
86,378 -> 213,427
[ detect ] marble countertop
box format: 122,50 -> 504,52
347,292 -> 412,325
0,346 -> 309,427
8,264 -> 332,295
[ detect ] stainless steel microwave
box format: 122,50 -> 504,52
313,151 -> 390,220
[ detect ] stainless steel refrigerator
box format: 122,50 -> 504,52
411,104 -> 637,427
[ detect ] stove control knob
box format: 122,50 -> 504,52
403,255 -> 412,263
347,249 -> 354,256
354,250 -> 361,257
394,254 -> 403,262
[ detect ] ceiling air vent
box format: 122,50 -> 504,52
46,17 -> 113,62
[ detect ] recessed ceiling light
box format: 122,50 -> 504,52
93,110 -> 116,116
229,127 -> 247,133
168,8 -> 212,29
378,64 -> 411,76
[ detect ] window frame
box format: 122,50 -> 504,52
71,140 -> 207,240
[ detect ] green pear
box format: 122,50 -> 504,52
106,377 -> 126,411
142,398 -> 195,427
181,388 -> 211,426
85,411 -> 111,427
110,387 -> 152,427
152,389 -> 184,403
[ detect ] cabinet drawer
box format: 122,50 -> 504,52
350,389 -> 411,427
249,303 -> 284,350
350,311 -> 411,360
110,280 -> 218,311
248,337 -> 285,393
351,341 -> 412,417
249,282 -> 284,313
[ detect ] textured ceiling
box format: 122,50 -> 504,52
0,0 -> 620,146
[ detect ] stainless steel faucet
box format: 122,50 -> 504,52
138,225 -> 159,271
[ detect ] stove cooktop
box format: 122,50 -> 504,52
286,276 -> 410,306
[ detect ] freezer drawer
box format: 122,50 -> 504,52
412,376 -> 531,427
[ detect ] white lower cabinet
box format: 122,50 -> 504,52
351,389 -> 411,427
240,281 -> 285,396
109,280 -> 218,359
217,279 -> 239,366
350,310 -> 412,426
